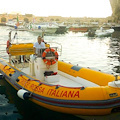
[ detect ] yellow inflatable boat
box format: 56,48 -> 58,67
1,42 -> 120,116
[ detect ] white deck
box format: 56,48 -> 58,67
16,63 -> 99,88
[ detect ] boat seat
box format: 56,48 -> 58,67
23,55 -> 30,63
58,70 -> 99,87
11,55 -> 21,64
11,55 -> 30,63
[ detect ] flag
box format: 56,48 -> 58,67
16,16 -> 20,27
30,23 -> 34,31
30,23 -> 32,29
33,17 -> 35,23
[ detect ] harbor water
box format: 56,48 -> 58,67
0,26 -> 120,120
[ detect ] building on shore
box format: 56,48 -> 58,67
0,13 -> 113,26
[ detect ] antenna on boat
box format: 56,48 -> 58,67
13,32 -> 17,39
42,29 -> 45,38
11,30 -> 18,43
9,31 -> 12,42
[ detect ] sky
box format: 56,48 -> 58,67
0,0 -> 112,18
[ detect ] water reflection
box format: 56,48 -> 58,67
108,37 -> 120,74
0,77 -> 22,120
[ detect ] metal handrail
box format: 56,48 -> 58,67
46,42 -> 62,56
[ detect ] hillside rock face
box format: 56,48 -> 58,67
109,0 -> 120,22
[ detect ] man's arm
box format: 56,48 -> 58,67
33,42 -> 37,55
33,47 -> 36,54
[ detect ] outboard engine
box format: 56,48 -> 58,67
108,75 -> 120,88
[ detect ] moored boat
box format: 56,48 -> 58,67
85,27 -> 114,37
1,31 -> 120,116
68,24 -> 89,32
28,22 -> 59,34
95,27 -> 114,37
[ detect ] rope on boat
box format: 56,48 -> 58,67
22,78 -> 31,88
20,75 -> 42,96
28,80 -> 42,97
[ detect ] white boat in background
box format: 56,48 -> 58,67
6,19 -> 17,27
6,19 -> 27,31
16,25 -> 28,31
85,27 -> 114,37
95,27 -> 114,37
55,22 -> 68,34
28,22 -> 59,34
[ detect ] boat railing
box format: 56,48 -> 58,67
37,47 -> 58,58
46,42 -> 62,56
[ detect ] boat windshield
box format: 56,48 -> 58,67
37,47 -> 58,57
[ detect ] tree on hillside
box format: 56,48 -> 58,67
1,17 -> 6,22
24,18 -> 29,23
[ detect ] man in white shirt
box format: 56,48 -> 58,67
33,36 -> 46,55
